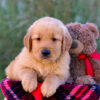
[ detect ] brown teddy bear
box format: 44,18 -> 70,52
66,22 -> 100,84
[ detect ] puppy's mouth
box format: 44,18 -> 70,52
40,55 -> 54,64
41,55 -> 51,59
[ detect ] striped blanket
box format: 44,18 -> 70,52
0,78 -> 100,100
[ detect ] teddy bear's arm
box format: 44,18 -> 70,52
75,75 -> 96,84
90,58 -> 100,84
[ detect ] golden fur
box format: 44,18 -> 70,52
5,17 -> 72,97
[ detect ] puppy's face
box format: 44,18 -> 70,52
24,17 -> 72,63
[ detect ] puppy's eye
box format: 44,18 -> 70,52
52,37 -> 56,42
37,38 -> 41,41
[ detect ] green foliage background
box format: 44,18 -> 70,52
0,0 -> 100,99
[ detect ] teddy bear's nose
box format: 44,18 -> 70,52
41,49 -> 51,57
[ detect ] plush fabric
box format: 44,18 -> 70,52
66,23 -> 100,84
0,78 -> 100,100
78,50 -> 100,77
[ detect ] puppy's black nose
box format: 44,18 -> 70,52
41,49 -> 51,57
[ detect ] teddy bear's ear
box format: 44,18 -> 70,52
86,23 -> 99,39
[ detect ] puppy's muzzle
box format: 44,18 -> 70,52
41,49 -> 51,58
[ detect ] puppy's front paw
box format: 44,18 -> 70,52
41,81 -> 57,98
22,77 -> 37,93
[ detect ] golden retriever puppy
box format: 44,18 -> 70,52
5,17 -> 72,97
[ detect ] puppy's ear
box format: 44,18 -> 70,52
62,27 -> 72,53
24,29 -> 32,52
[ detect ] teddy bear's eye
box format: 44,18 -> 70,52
52,37 -> 56,42
37,38 -> 41,41
91,30 -> 95,32
77,36 -> 80,39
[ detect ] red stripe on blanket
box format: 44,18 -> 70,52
75,86 -> 88,98
66,85 -> 82,99
81,89 -> 94,100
